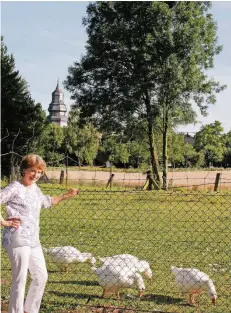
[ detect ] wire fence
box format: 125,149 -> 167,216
44,168 -> 231,191
1,151 -> 231,191
1,188 -> 231,313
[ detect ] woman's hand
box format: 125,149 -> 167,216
52,188 -> 80,205
65,188 -> 80,197
5,218 -> 21,228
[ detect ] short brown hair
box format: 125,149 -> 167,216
20,154 -> 46,175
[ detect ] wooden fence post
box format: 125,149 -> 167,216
60,170 -> 64,185
214,173 -> 221,191
106,173 -> 114,188
66,155 -> 68,188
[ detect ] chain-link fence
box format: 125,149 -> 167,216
1,187 -> 231,313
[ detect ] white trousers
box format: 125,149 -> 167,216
6,245 -> 48,313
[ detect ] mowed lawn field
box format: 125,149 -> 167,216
1,186 -> 231,313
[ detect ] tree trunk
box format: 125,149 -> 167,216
144,91 -> 161,189
147,119 -> 161,189
162,125 -> 168,190
162,109 -> 168,190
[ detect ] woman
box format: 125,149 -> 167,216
0,154 -> 80,313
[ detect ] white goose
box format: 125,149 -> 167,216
44,246 -> 96,272
99,254 -> 139,263
98,254 -> 152,281
92,263 -> 145,299
171,266 -> 217,305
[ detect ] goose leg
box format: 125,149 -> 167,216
138,290 -> 143,298
61,264 -> 68,272
189,294 -> 198,306
102,289 -> 108,298
189,294 -> 194,304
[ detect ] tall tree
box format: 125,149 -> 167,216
1,36 -> 47,176
101,136 -> 130,165
97,115 -> 153,168
123,116 -> 154,168
153,1 -> 225,188
64,1 -> 163,186
223,130 -> 231,167
64,1 -> 225,188
31,123 -> 65,165
194,121 -> 226,166
64,108 -> 100,166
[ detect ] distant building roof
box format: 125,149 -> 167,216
184,133 -> 195,145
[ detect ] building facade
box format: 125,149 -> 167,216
48,81 -> 68,127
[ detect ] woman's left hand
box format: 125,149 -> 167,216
6,218 -> 21,228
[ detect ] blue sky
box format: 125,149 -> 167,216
1,1 -> 231,133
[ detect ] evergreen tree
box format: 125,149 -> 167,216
1,36 -> 47,177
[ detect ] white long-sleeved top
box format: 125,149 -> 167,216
0,181 -> 52,248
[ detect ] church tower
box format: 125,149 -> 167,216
48,80 -> 68,127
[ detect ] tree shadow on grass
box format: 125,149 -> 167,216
48,290 -> 101,301
141,294 -> 185,305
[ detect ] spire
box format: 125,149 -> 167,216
48,79 -> 67,127
55,78 -> 59,91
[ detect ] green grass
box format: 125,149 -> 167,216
1,189 -> 231,313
